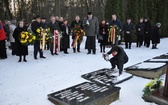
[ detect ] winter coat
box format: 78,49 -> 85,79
71,20 -> 83,39
83,16 -> 99,36
107,46 -> 128,73
136,22 -> 145,35
123,22 -> 134,35
109,19 -> 122,30
41,22 -> 48,29
31,21 -> 42,43
4,24 -> 10,40
60,25 -> 71,49
13,26 -> 28,56
152,26 -> 160,44
31,21 -> 42,35
9,24 -> 16,43
0,22 -> 6,41
144,21 -> 152,35
48,21 -> 60,34
98,23 -> 108,43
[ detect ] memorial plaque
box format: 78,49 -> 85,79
125,62 -> 167,78
48,82 -> 120,105
81,68 -> 133,86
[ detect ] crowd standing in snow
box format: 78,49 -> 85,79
0,12 -> 161,63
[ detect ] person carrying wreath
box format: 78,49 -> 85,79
71,15 -> 84,53
13,21 -> 28,62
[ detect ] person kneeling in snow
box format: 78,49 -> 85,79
103,45 -> 128,76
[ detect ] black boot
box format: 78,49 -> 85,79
18,56 -> 22,62
73,48 -> 76,53
23,55 -> 27,62
77,44 -> 80,52
87,49 -> 91,54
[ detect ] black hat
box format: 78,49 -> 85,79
87,12 -> 92,15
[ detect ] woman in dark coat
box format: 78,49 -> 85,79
13,21 -> 28,62
60,20 -> 71,54
151,23 -> 161,49
98,19 -> 108,53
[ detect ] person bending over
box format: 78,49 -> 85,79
103,45 -> 128,76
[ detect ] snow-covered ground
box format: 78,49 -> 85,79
0,37 -> 167,105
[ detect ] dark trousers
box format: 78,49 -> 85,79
124,34 -> 132,48
100,43 -> 105,52
73,43 -> 80,52
137,35 -> 143,47
85,36 -> 96,53
109,57 -> 127,74
45,42 -> 50,50
0,39 -> 7,59
50,43 -> 57,54
11,42 -> 16,55
144,34 -> 150,47
34,42 -> 43,58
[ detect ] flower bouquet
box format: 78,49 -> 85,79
143,78 -> 163,95
36,28 -> 51,41
108,25 -> 119,44
71,25 -> 85,48
20,31 -> 36,45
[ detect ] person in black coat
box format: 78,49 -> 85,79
48,16 -> 60,55
71,15 -> 83,53
31,15 -> 46,59
60,20 -> 71,54
144,18 -> 152,48
123,18 -> 134,49
136,18 -> 145,47
151,23 -> 161,49
109,14 -> 122,45
98,19 -> 108,53
103,45 -> 128,76
13,21 -> 28,62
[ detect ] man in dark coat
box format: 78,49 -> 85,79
144,18 -> 152,48
123,18 -> 134,49
60,20 -> 71,54
83,12 -> 99,54
152,23 -> 161,49
136,18 -> 145,47
103,45 -> 128,76
71,15 -> 84,53
109,14 -> 122,45
31,15 -> 46,59
48,16 -> 60,55
0,20 -> 7,59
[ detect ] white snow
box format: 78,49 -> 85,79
129,62 -> 166,69
149,59 -> 168,62
0,37 -> 168,105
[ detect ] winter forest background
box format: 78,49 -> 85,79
1,0 -> 168,37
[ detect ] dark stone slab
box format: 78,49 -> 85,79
81,68 -> 133,86
48,82 -> 120,105
125,62 -> 167,79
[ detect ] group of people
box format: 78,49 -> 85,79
98,15 -> 161,51
0,12 -> 161,76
